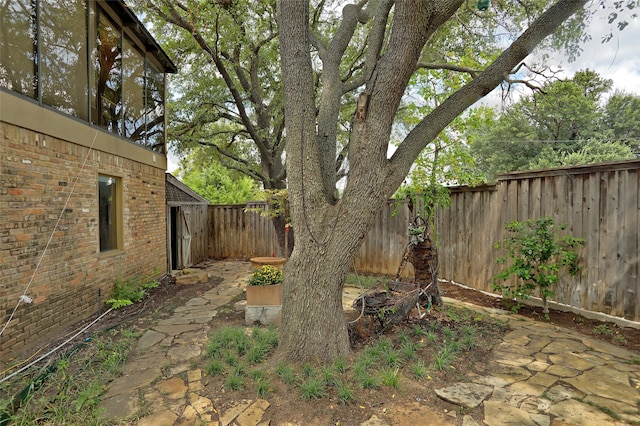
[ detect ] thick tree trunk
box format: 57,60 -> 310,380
279,243 -> 352,361
410,235 -> 443,306
271,214 -> 293,257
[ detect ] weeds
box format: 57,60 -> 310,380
275,362 -> 296,385
411,360 -> 429,380
255,378 -> 271,398
106,275 -> 161,309
380,367 -> 400,388
594,324 -> 613,335
0,327 -> 138,424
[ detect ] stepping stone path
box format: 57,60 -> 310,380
99,262 -> 640,425
435,298 -> 640,426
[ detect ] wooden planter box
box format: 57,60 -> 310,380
246,283 -> 283,306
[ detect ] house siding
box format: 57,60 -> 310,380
0,121 -> 167,361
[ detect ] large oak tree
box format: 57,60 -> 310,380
275,0 -> 612,361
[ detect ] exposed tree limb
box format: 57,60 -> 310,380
388,0 -> 589,192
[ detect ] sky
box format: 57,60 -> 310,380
535,4 -> 640,96
166,3 -> 640,174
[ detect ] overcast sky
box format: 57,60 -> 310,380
167,4 -> 640,174
542,4 -> 640,95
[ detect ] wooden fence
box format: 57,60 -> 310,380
208,160 -> 640,321
438,160 -> 640,321
208,203 -> 280,259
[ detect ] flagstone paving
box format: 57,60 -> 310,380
99,261 -> 640,425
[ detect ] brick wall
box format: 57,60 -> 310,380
0,122 -> 167,361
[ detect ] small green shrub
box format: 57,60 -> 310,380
204,359 -> 226,376
411,360 -> 429,380
225,374 -> 244,391
106,275 -> 160,309
275,362 -> 297,385
336,382 -> 354,404
255,378 -> 271,398
332,356 -> 348,373
493,217 -> 584,314
356,372 -> 380,389
321,366 -> 339,387
382,349 -> 401,368
380,367 -> 400,388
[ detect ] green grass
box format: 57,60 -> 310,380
225,374 -> 245,391
0,285 -> 506,424
255,378 -> 271,398
411,360 -> 429,380
380,367 -> 401,388
336,382 -> 355,404
300,377 -> 325,400
276,362 -> 297,385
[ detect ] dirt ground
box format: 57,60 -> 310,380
438,280 -> 640,354
7,267 -> 640,425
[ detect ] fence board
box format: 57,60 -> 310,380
620,170 -> 637,319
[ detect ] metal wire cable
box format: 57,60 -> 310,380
0,307 -> 113,385
0,130 -> 100,338
347,261 -> 366,324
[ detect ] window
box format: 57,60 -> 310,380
0,1 -> 171,153
144,60 -> 166,153
40,0 -> 89,120
98,174 -> 121,252
0,0 -> 37,97
122,35 -> 145,142
92,11 -> 122,133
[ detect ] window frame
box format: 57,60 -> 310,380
97,173 -> 123,254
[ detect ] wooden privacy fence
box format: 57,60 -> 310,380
208,203 -> 280,259
438,160 -> 640,322
208,160 -> 640,321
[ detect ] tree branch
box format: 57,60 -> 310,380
157,0 -> 272,160
416,62 -> 481,78
388,0 -> 589,191
197,140 -> 266,182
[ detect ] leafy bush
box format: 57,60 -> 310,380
247,265 -> 283,286
106,275 -> 160,309
493,217 -> 584,314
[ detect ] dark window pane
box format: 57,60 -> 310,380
98,175 -> 118,252
40,0 -> 89,119
144,60 -> 166,153
92,12 -> 122,134
0,0 -> 37,97
122,35 -> 145,142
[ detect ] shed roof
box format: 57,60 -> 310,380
166,173 -> 209,204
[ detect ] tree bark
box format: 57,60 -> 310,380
279,243 -> 352,360
410,235 -> 443,306
271,214 -> 293,258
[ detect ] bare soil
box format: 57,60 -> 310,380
439,280 -> 640,354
